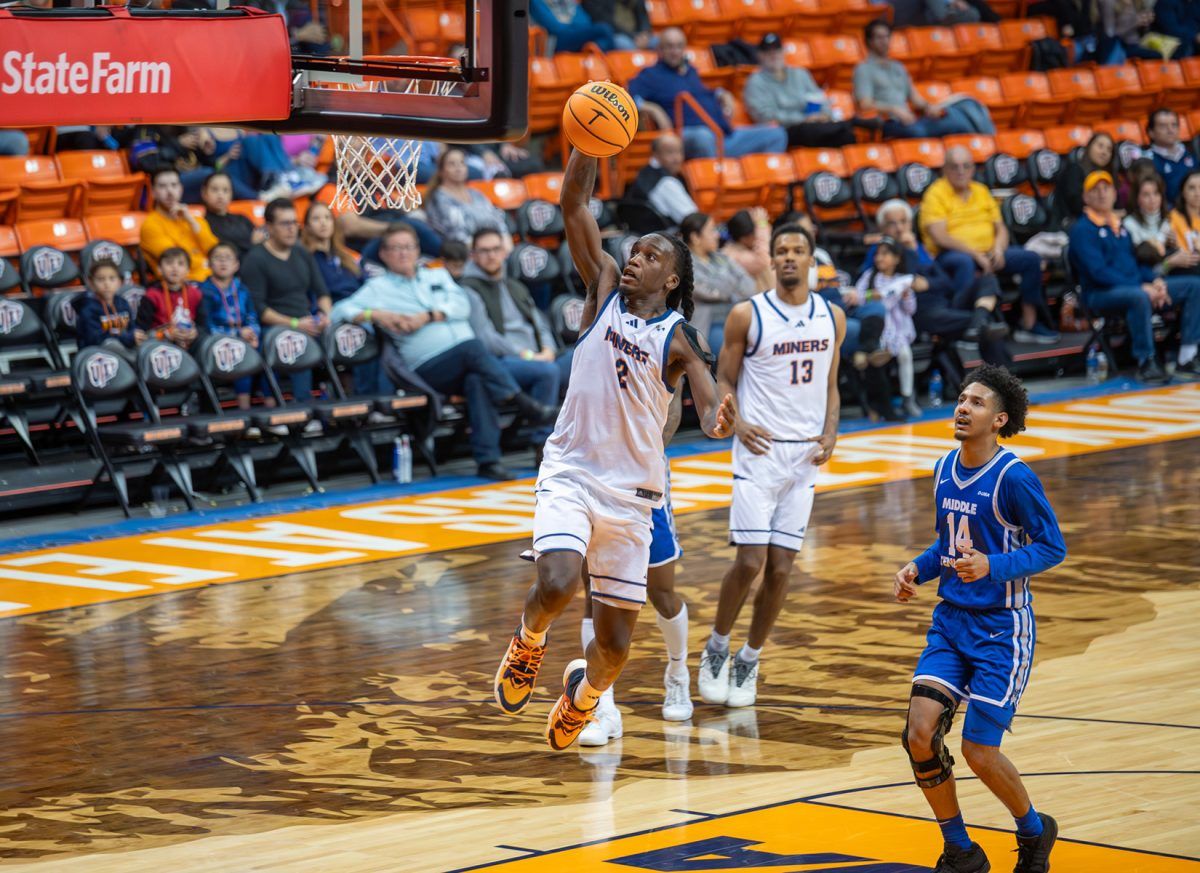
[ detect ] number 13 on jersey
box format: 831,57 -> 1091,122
790,359 -> 813,384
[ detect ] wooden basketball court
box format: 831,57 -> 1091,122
0,384 -> 1197,871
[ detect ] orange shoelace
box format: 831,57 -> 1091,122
504,640 -> 544,689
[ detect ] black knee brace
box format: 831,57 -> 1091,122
901,684 -> 958,789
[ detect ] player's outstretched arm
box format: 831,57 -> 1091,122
670,325 -> 735,439
562,148 -> 619,333
717,302 -> 771,454
808,303 -> 846,465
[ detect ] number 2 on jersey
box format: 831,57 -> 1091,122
945,512 -> 974,557
790,359 -> 813,385
615,358 -> 630,390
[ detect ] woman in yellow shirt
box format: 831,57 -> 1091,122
139,167 -> 219,281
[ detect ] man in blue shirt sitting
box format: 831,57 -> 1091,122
1147,108 -> 1198,204
627,28 -> 788,160
1068,170 -> 1200,382
332,224 -> 557,480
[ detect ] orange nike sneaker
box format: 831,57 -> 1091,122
494,628 -> 547,714
545,658 -> 597,751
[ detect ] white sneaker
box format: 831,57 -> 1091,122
578,692 -> 622,747
726,657 -> 758,708
662,667 -> 693,721
698,646 -> 730,705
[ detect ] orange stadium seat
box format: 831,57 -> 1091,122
951,76 -> 1019,129
227,201 -> 266,224
1043,124 -> 1093,156
1141,60 -> 1197,112
615,131 -> 658,192
666,0 -> 735,45
844,143 -> 897,174
826,90 -> 857,125
555,51 -> 612,89
891,137 -> 947,169
1097,65 -> 1159,120
687,48 -> 735,92
808,35 -> 863,92
784,0 -> 833,37
15,218 -> 88,254
914,81 -> 954,106
84,212 -> 147,248
682,158 -> 757,219
1000,72 -> 1061,129
20,127 -> 56,156
0,223 -> 18,260
1181,56 -> 1200,92
0,156 -> 82,223
781,38 -> 813,68
943,134 -> 997,165
0,187 -> 18,225
403,7 -> 465,56
839,0 -> 888,33
886,29 -> 923,79
1048,67 -> 1109,125
998,17 -> 1051,68
906,27 -> 972,81
56,151 -> 145,216
604,50 -> 657,86
792,147 -> 849,179
528,56 -> 574,134
994,129 -> 1047,159
720,0 -> 788,44
952,23 -> 1023,78
646,0 -> 675,29
1093,119 -> 1147,147
470,179 -> 527,211
740,152 -> 796,216
523,172 -> 564,204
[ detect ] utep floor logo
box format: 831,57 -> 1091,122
609,836 -> 929,872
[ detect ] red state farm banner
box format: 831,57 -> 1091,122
0,6 -> 292,127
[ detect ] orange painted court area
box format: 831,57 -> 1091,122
0,383 -> 1197,619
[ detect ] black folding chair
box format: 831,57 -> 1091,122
851,166 -> 901,233
516,199 -> 565,242
508,242 -> 562,287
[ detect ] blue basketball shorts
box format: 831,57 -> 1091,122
912,600 -> 1037,746
648,496 -> 682,567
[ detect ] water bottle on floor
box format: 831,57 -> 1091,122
1086,344 -> 1100,384
1095,347 -> 1108,383
928,369 -> 943,408
393,435 -> 412,483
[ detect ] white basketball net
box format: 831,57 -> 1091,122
331,76 -> 456,215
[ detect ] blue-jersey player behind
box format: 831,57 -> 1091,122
893,364 -> 1066,873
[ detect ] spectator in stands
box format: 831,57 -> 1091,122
924,0 -> 982,25
853,20 -> 985,140
241,199 -> 331,415
440,240 -> 470,281
1029,0 -> 1099,46
530,0 -> 619,52
1070,170 -> 1200,381
622,133 -> 697,231
200,242 -> 261,413
425,148 -> 509,246
1155,0 -> 1200,57
1170,170 -> 1200,260
1147,108 -> 1198,204
140,168 -> 219,282
1056,132 -> 1120,222
331,224 -> 556,480
856,238 -> 925,419
581,0 -> 654,49
681,212 -> 757,353
302,202 -> 362,303
872,199 -> 1009,353
722,208 -> 774,292
743,33 -> 857,148
76,259 -> 144,351
0,130 -> 29,156
1098,0 -> 1164,61
1125,173 -> 1200,274
920,146 -> 1060,345
628,28 -> 788,159
136,247 -> 206,351
459,229 -> 562,451
246,0 -> 331,54
201,172 -> 266,257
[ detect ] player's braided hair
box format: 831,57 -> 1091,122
665,234 -> 695,322
963,363 -> 1028,439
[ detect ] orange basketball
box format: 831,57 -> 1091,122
562,81 -> 639,158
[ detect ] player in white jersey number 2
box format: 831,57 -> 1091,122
493,147 -> 736,751
698,223 -> 845,708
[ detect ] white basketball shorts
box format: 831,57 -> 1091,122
729,439 -> 820,551
531,470 -> 653,610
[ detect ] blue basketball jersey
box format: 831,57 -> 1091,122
913,447 -> 1066,611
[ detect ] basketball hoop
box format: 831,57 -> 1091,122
323,57 -> 460,215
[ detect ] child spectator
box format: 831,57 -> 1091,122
201,242 -> 261,411
855,237 -> 927,419
1125,173 -> 1200,275
440,239 -> 470,280
202,172 -> 266,257
137,246 -> 206,350
76,259 -> 145,350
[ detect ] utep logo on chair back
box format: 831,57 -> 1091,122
32,248 -> 65,283
812,172 -> 842,203
519,245 -> 549,278
529,201 -> 558,233
993,154 -> 1020,186
89,241 -> 125,268
213,336 -> 247,372
860,168 -> 889,200
274,329 -> 309,366
334,323 -> 366,358
150,344 -> 184,380
86,352 -> 120,389
0,299 -> 24,335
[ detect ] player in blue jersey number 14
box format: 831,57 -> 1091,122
894,364 -> 1067,873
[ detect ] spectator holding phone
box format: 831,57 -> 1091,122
140,167 -> 219,281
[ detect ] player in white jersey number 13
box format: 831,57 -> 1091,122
493,147 -> 736,751
699,223 -> 846,709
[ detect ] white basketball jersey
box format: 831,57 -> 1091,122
739,289 -> 836,442
538,289 -> 685,507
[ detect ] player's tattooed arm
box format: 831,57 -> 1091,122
563,149 -> 619,333
717,301 -> 771,454
808,303 -> 845,465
